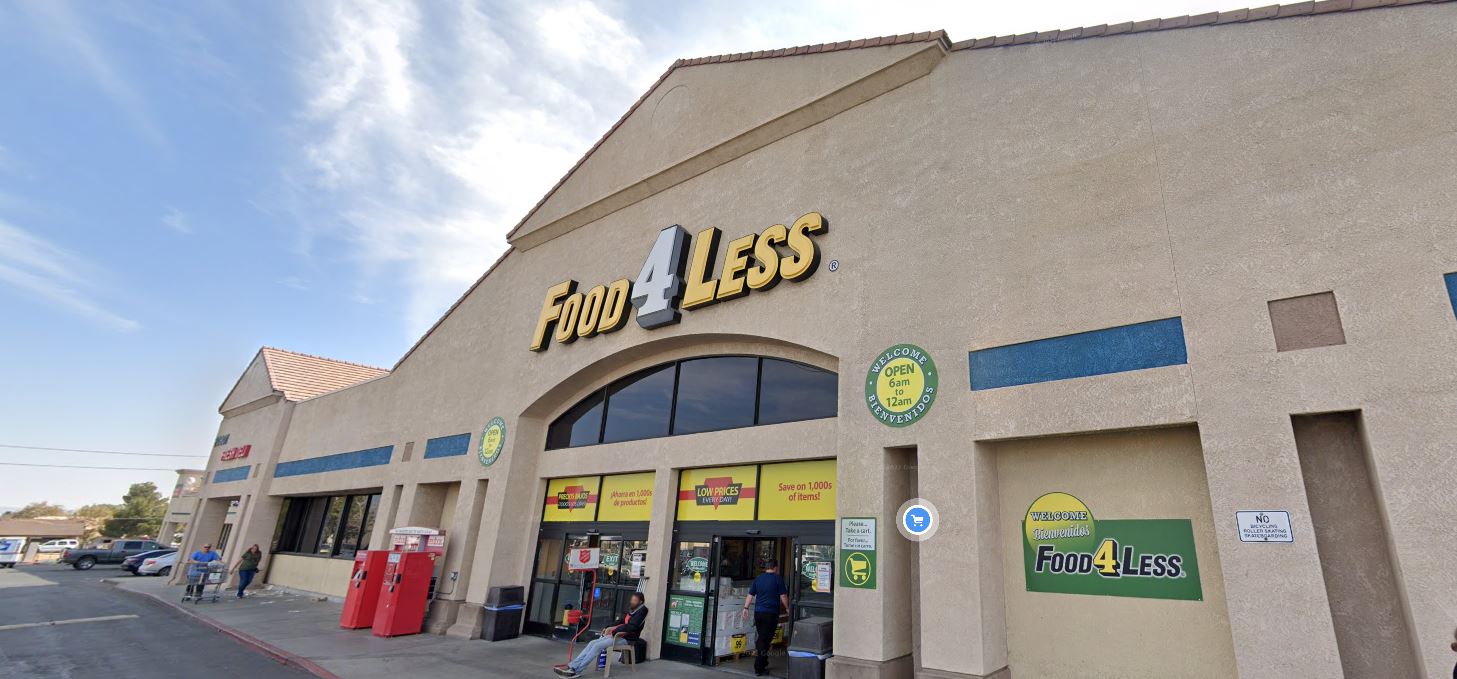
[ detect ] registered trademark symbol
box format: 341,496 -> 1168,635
828,259 -> 839,272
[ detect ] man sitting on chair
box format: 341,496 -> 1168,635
555,592 -> 649,677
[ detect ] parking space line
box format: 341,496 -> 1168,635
0,614 -> 139,632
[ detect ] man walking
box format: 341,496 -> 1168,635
743,559 -> 790,677
187,543 -> 223,599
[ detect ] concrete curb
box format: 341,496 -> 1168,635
103,579 -> 342,679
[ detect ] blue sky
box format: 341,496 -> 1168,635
0,0 -> 1224,510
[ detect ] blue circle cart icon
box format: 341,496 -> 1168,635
903,505 -> 932,536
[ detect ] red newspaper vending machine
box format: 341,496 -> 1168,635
340,550 -> 389,629
371,527 -> 446,638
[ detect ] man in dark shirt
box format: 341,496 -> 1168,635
555,592 -> 648,677
743,559 -> 790,676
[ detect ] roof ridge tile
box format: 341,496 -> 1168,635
950,0 -> 1447,50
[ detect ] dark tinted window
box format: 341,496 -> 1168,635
673,356 -> 757,434
316,496 -> 344,555
546,390 -> 605,449
757,358 -> 837,424
602,364 -> 675,443
337,496 -> 365,557
297,497 -> 327,553
546,355 -> 838,449
358,494 -> 380,552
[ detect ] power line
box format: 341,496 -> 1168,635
0,444 -> 204,458
0,462 -> 180,472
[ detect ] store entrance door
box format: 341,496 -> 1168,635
662,523 -> 834,676
524,525 -> 648,638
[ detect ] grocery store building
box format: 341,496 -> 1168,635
180,3 -> 1457,678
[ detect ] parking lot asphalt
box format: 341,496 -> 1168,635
0,563 -> 310,679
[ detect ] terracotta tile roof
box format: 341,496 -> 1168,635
949,0 -> 1451,50
259,347 -> 389,402
676,30 -> 951,67
0,518 -> 87,538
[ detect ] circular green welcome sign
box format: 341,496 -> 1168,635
865,344 -> 938,427
478,417 -> 506,467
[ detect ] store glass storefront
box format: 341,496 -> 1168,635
525,473 -> 655,637
663,460 -> 837,676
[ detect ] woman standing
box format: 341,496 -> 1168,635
235,544 -> 262,598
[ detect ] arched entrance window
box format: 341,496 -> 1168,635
545,356 -> 836,450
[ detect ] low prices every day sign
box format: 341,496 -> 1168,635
676,465 -> 757,521
1022,492 -> 1203,601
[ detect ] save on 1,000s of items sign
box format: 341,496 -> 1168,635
1022,492 -> 1203,601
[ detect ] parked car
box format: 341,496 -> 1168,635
37,539 -> 79,554
136,551 -> 179,577
122,549 -> 175,575
59,539 -> 167,570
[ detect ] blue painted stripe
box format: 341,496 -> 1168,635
1445,272 -> 1457,320
423,433 -> 471,459
213,466 -> 250,483
273,446 -> 393,478
969,317 -> 1188,390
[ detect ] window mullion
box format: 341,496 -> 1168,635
753,357 -> 764,425
668,361 -> 682,435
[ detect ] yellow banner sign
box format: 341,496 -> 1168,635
676,465 -> 757,521
758,460 -> 836,521
543,476 -> 601,522
597,472 -> 656,522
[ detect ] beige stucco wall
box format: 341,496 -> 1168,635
197,5 -> 1457,678
268,553 -> 353,600
991,427 -> 1237,678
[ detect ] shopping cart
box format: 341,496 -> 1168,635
182,561 -> 226,604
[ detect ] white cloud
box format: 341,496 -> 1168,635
0,220 -> 140,331
279,276 -> 309,291
161,206 -> 192,234
285,0 -> 637,334
535,1 -> 643,77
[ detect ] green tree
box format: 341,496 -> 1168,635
101,483 -> 167,538
74,503 -> 120,542
2,501 -> 68,518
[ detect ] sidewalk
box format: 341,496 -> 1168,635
107,577 -> 725,679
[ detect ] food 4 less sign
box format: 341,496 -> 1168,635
1022,492 -> 1203,601
530,212 -> 827,351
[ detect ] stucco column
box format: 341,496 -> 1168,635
459,476 -> 511,618
157,521 -> 178,547
827,445 -> 913,679
914,439 -> 1005,679
371,483 -> 404,548
638,466 -> 678,660
430,479 -> 488,635
1196,410 -> 1342,678
171,497 -> 229,586
231,494 -> 283,585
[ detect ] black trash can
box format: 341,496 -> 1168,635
787,616 -> 832,679
481,585 -> 526,641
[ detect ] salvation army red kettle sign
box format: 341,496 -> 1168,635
568,547 -> 601,571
